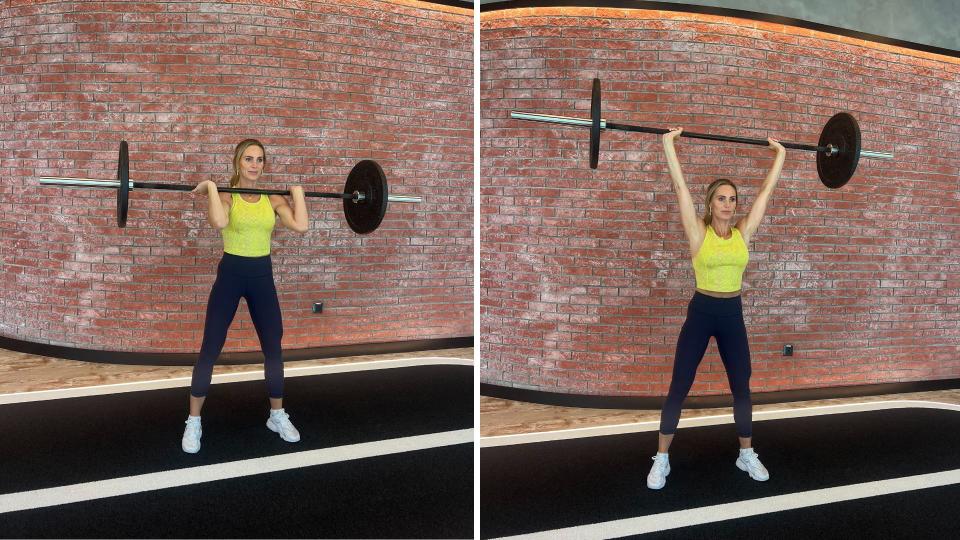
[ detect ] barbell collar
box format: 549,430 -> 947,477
824,145 -> 892,161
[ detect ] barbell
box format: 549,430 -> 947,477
39,141 -> 422,234
511,78 -> 894,188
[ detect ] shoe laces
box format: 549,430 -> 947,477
272,410 -> 292,428
741,449 -> 762,467
184,418 -> 200,437
651,454 -> 669,471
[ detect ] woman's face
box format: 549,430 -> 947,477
237,145 -> 264,184
710,184 -> 737,222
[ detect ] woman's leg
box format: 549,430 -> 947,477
716,307 -> 769,480
658,307 -> 713,450
657,433 -> 674,453
648,305 -> 713,488
245,274 -> 285,405
182,265 -> 242,453
247,278 -> 299,443
715,312 -> 752,443
189,395 -> 206,417
189,269 -> 243,406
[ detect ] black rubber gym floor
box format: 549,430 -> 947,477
1,364 -> 473,538
635,482 -> 960,540
480,407 -> 960,539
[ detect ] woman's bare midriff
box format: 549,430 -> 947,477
696,288 -> 741,298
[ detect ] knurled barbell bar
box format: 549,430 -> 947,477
39,141 -> 422,234
511,78 -> 894,188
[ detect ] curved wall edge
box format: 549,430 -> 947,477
423,0 -> 475,8
0,335 -> 473,366
481,378 -> 960,410
480,0 -> 960,58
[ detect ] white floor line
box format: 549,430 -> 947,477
492,468 -> 960,540
0,428 -> 473,515
480,400 -> 960,447
0,356 -> 474,405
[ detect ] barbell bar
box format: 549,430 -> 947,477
39,177 -> 424,204
39,141 -> 422,234
511,78 -> 894,188
40,177 -> 375,200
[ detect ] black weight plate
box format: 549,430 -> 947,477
343,160 -> 387,235
117,140 -> 129,227
817,112 -> 860,189
590,78 -> 601,169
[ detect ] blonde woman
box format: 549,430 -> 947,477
182,139 -> 308,454
647,128 -> 785,489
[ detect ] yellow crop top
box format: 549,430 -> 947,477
692,225 -> 749,293
221,194 -> 275,257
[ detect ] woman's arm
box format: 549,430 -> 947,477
270,186 -> 308,233
663,128 -> 706,258
736,138 -> 786,244
192,180 -> 230,229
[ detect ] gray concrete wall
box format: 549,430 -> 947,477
479,0 -> 960,53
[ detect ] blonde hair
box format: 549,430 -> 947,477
230,139 -> 266,187
703,178 -> 738,226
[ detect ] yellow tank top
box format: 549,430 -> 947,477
221,194 -> 275,257
692,225 -> 749,293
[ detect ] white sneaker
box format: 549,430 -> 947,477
181,416 -> 202,454
646,453 -> 670,489
266,409 -> 301,442
736,448 -> 769,481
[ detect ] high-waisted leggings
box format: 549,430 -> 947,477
659,292 -> 753,438
190,253 -> 284,399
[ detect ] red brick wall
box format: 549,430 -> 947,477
0,0 -> 473,352
481,8 -> 960,396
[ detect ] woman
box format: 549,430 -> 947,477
182,139 -> 309,454
647,128 -> 785,489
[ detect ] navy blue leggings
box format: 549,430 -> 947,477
190,253 -> 284,399
659,292 -> 753,438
